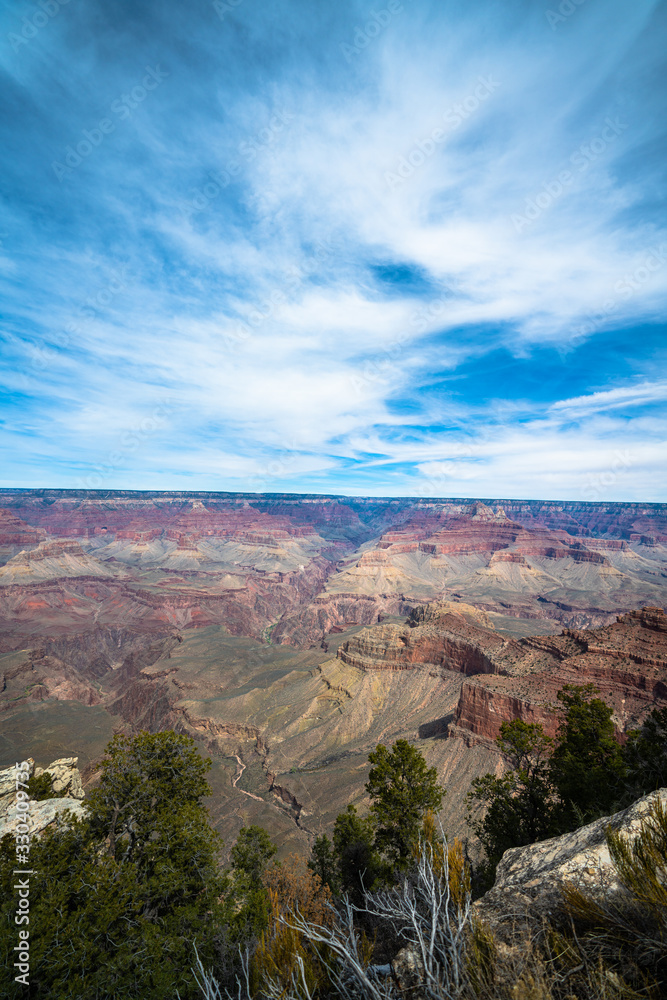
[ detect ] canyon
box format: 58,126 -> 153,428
1,489 -> 666,856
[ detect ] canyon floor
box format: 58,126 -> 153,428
1,490 -> 666,857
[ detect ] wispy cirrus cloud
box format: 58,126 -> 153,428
551,381 -> 667,418
0,0 -> 665,498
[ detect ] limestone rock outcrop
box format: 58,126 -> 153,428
33,756 -> 85,798
474,788 -> 667,939
391,946 -> 427,998
0,755 -> 87,838
0,796 -> 87,838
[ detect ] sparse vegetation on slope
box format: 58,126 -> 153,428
468,684 -> 667,890
193,818 -> 663,1000
563,796 -> 667,993
3,694 -> 665,999
1,732 -> 229,999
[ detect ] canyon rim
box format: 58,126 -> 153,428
2,488 -> 666,855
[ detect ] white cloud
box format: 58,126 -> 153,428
1,0 -> 666,498
550,381 -> 667,417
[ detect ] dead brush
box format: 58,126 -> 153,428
187,817 -> 662,1000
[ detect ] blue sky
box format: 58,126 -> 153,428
0,0 -> 666,500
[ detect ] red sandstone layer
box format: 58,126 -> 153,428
335,603 -> 667,746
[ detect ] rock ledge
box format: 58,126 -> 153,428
475,787 -> 667,937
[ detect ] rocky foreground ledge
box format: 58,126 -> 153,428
475,786 -> 667,940
0,756 -> 86,838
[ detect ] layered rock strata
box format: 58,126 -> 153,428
452,606 -> 667,743
335,603 -> 667,745
1,493 -> 666,652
